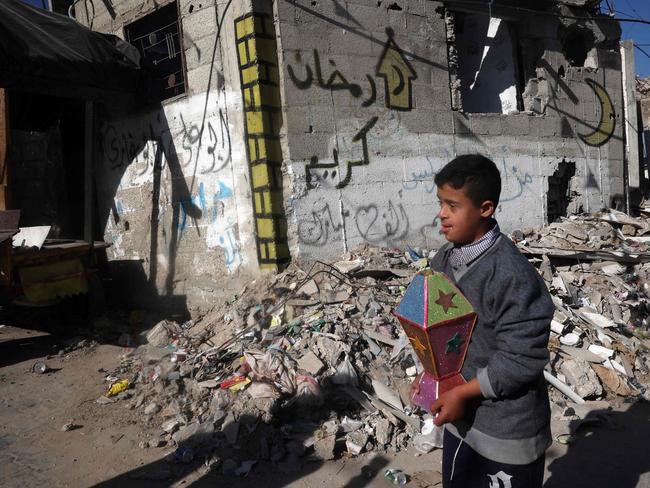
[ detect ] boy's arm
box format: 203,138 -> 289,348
431,378 -> 483,426
477,268 -> 553,399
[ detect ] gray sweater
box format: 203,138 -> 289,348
430,235 -> 554,465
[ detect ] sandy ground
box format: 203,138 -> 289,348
2,323 -> 650,488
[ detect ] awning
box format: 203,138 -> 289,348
0,0 -> 142,103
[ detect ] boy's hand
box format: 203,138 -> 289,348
430,378 -> 483,426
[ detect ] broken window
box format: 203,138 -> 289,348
452,12 -> 523,114
124,1 -> 186,103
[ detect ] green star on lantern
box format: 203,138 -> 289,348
445,332 -> 463,354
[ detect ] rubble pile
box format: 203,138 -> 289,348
515,210 -> 650,404
96,210 -> 650,476
102,245 -> 441,474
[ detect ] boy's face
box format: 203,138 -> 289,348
436,184 -> 495,245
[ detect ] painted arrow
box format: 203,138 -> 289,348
376,28 -> 417,111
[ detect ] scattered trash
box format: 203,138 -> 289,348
105,379 -> 130,397
385,468 -> 408,485
61,422 -> 81,432
32,362 -> 47,374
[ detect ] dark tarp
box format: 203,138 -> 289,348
0,0 -> 141,103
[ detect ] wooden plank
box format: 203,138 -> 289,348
12,241 -> 109,266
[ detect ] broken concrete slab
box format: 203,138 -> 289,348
560,358 -> 603,399
297,350 -> 325,375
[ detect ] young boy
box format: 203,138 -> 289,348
428,154 -> 554,488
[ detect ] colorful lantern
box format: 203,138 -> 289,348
393,270 -> 476,411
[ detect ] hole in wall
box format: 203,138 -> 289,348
561,26 -> 595,67
308,125 -> 314,133
188,4 -> 194,13
547,160 -> 578,223
558,65 -> 565,78
387,2 -> 402,10
452,12 -> 522,113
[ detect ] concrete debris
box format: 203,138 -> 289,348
97,216 -> 650,475
297,350 -> 325,375
560,358 -> 603,399
144,402 -> 161,415
345,430 -> 369,456
313,420 -> 338,460
145,320 -> 181,347
374,418 -> 394,447
519,210 -> 650,406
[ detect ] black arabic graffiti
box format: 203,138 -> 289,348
101,108 -> 232,176
180,109 -> 232,174
355,199 -> 409,243
286,29 -> 415,111
287,50 -> 375,106
305,116 -> 378,190
297,203 -> 348,246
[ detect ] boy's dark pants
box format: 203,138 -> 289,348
442,429 -> 545,488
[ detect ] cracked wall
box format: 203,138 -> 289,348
277,0 -> 626,259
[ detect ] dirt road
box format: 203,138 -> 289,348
2,323 -> 650,487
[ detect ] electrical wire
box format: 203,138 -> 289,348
635,43 -> 650,61
440,0 -> 650,25
622,0 -> 644,21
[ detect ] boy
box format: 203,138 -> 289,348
428,154 -> 554,488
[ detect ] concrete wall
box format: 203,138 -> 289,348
78,0 -> 260,313
77,0 -> 626,312
275,0 -> 625,260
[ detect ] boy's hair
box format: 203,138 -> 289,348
434,154 -> 501,208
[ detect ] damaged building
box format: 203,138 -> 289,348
58,0 -> 641,312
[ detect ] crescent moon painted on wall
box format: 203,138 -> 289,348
579,78 -> 616,147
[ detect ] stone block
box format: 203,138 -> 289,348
182,6 -> 217,42
560,358 -> 602,399
470,114 -> 504,136
285,132 -> 333,160
503,114 -> 532,136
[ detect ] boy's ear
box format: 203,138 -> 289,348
479,200 -> 495,218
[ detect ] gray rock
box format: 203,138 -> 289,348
375,418 -> 393,446
161,418 -> 181,434
145,320 -> 180,347
345,430 -> 369,456
313,420 -> 338,460
172,422 -> 200,445
561,358 -> 603,399
144,402 -> 161,415
150,437 -> 166,448
96,396 -> 117,405
297,351 -> 325,375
